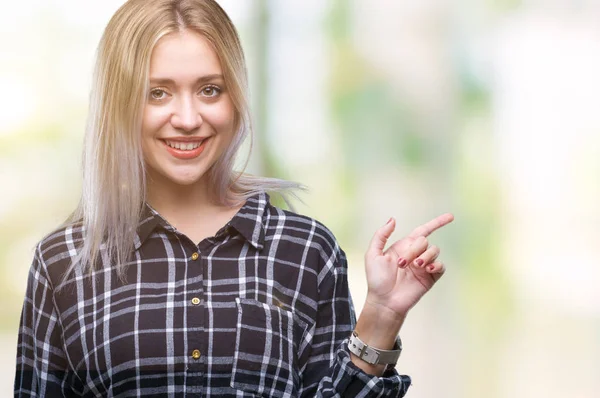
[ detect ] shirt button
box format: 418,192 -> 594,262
191,252 -> 199,261
191,297 -> 201,306
191,349 -> 201,360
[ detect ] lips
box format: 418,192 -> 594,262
161,137 -> 210,160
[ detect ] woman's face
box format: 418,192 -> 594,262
141,29 -> 236,189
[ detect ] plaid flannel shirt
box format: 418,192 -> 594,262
15,192 -> 411,397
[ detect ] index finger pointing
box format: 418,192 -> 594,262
408,213 -> 454,238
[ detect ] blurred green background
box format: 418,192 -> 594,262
1,1 -> 599,397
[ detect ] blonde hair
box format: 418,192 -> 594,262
62,0 -> 302,286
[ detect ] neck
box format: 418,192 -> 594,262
145,173 -> 243,244
146,174 -> 217,220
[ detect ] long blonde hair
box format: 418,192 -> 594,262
62,0 -> 301,285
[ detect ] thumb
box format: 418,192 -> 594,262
367,217 -> 396,256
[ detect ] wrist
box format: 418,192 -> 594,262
355,299 -> 406,350
362,296 -> 407,329
350,300 -> 406,376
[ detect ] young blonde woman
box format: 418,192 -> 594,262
14,0 -> 453,396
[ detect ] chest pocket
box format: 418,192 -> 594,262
231,297 -> 309,397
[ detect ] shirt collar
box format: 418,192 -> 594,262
227,192 -> 268,250
133,192 -> 269,251
133,204 -> 166,251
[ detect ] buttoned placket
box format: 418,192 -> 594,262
186,242 -> 205,397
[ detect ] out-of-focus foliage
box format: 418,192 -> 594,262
1,1 -> 599,397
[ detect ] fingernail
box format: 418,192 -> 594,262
415,259 -> 424,267
398,258 -> 407,267
386,217 -> 394,225
428,265 -> 435,271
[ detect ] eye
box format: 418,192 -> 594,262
200,85 -> 221,98
149,88 -> 168,101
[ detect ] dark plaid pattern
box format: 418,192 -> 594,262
15,192 -> 411,397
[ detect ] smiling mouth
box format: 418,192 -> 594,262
163,139 -> 206,151
161,137 -> 210,160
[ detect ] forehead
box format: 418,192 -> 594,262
149,29 -> 223,80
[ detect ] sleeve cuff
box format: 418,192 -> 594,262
333,339 -> 411,397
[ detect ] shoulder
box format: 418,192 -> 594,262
263,202 -> 347,274
32,222 -> 85,286
263,201 -> 337,246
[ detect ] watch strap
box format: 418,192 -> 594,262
348,331 -> 402,366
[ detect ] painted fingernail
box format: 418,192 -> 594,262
398,258 -> 407,267
415,259 -> 424,267
428,265 -> 435,271
386,217 -> 394,225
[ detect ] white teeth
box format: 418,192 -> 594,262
165,140 -> 204,151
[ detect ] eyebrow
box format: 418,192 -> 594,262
149,74 -> 224,86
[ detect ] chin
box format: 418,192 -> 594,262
171,175 -> 206,187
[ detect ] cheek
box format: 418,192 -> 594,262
209,100 -> 236,133
142,106 -> 170,137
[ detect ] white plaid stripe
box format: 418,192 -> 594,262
15,192 -> 410,397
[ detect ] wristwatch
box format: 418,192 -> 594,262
348,331 -> 402,366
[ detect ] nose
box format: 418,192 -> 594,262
170,96 -> 202,132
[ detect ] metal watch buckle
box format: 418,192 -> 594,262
352,331 -> 379,364
350,330 -> 402,366
359,344 -> 379,363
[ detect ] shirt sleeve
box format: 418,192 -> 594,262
299,244 -> 412,398
14,244 -> 74,397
